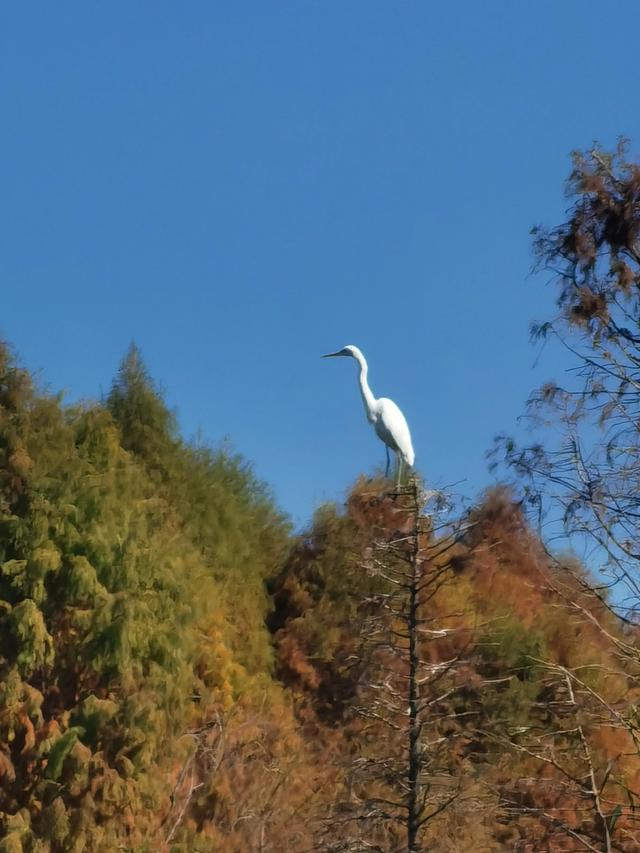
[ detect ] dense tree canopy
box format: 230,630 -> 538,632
3,143 -> 640,849
0,342 -> 305,851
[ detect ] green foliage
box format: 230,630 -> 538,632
71,696 -> 118,748
0,341 -> 291,850
106,342 -> 178,475
44,727 -> 84,781
476,618 -> 547,728
479,617 -> 546,682
7,599 -> 54,676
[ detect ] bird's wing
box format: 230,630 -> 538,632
376,398 -> 415,465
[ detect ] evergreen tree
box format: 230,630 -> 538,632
106,342 -> 178,478
0,342 -> 299,851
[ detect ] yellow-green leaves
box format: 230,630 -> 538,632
8,600 -> 54,676
44,728 -> 84,781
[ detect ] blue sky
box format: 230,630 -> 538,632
2,2 -> 639,526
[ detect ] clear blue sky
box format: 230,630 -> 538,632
2,2 -> 639,526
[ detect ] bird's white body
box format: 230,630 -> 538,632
370,397 -> 414,466
322,344 -> 414,482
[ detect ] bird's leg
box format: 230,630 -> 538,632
385,445 -> 390,479
396,454 -> 404,488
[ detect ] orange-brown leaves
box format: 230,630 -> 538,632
537,143 -> 640,342
570,286 -> 609,326
0,750 -> 16,783
274,633 -> 321,692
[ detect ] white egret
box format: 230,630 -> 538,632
322,345 -> 415,484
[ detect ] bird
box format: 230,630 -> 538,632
322,345 -> 415,485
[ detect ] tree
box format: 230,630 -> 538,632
316,480 -> 477,852
500,141 -> 640,619
497,141 -> 640,850
269,475 -> 640,849
0,340 -> 224,849
106,342 -> 179,478
0,341 -> 300,851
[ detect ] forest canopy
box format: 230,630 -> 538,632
2,145 -> 640,851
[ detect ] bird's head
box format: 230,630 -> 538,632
322,345 -> 361,360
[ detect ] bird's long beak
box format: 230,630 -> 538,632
322,350 -> 346,358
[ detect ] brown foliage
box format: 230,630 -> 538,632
269,482 -> 640,850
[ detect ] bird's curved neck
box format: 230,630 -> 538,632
354,350 -> 377,421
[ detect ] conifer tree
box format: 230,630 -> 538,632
325,480 -> 471,852
107,342 -> 178,478
0,340 -> 299,851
